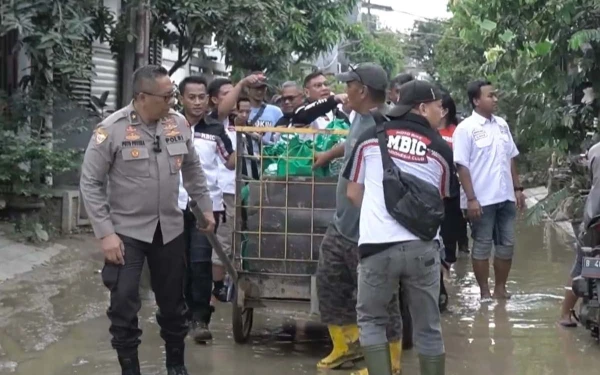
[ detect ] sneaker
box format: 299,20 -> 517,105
212,284 -> 229,303
190,320 -> 213,343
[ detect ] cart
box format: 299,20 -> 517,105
190,125 -> 413,347
222,126 -> 345,343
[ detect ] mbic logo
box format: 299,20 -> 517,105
387,130 -> 431,163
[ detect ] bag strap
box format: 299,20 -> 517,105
371,111 -> 396,171
244,104 -> 266,179
249,104 -> 266,126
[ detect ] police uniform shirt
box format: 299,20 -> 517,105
342,113 -> 454,247
80,103 -> 213,244
452,112 -> 519,209
177,115 -> 234,211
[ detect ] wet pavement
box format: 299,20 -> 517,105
0,221 -> 599,375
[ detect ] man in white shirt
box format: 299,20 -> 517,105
452,80 -> 526,301
344,80 -> 454,375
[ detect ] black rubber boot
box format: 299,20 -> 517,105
166,344 -> 189,375
117,352 -> 141,375
419,353 -> 445,375
363,343 -> 393,375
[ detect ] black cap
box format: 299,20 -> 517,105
388,80 -> 443,117
336,63 -> 388,91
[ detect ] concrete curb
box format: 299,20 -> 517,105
524,186 -> 576,240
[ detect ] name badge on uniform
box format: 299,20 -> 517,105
473,129 -> 487,141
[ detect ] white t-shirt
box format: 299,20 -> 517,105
343,113 -> 453,246
218,118 -> 236,195
452,112 -> 519,209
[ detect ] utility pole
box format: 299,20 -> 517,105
135,0 -> 150,69
362,0 -> 393,33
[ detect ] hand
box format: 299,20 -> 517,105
334,93 -> 349,104
101,233 -> 125,265
243,73 -> 265,87
515,190 -> 526,210
467,199 -> 483,221
197,211 -> 216,233
313,151 -> 330,170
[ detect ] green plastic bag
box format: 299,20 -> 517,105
315,118 -> 350,152
276,136 -> 327,177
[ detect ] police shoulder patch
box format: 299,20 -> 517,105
95,127 -> 108,144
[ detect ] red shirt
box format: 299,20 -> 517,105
438,124 -> 457,149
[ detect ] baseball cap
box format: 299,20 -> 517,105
388,80 -> 443,117
336,63 -> 388,92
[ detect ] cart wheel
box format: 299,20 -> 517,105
232,286 -> 254,344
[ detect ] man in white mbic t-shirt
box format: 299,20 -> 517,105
344,80 -> 454,375
452,80 -> 526,301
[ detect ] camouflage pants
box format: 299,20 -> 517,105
316,224 -> 402,341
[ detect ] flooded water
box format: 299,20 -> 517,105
0,221 -> 599,375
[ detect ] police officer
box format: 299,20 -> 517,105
80,65 -> 215,375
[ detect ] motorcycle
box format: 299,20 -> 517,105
571,159 -> 600,341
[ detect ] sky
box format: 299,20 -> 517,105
364,0 -> 451,32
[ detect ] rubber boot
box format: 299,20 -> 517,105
351,341 -> 401,375
117,352 -> 141,375
351,343 -> 393,375
390,341 -> 402,375
317,325 -> 363,369
166,344 -> 189,375
419,354 -> 445,375
343,324 -> 360,344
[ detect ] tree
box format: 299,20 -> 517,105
0,0 -> 112,194
405,19 -> 446,77
345,24 -> 404,76
436,0 -> 600,152
116,0 -> 359,75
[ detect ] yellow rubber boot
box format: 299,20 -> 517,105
317,325 -> 363,369
351,341 -> 402,375
343,324 -> 360,344
390,341 -> 402,375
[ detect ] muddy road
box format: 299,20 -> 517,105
0,222 -> 598,375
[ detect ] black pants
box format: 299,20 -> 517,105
183,210 -> 221,323
441,196 -> 468,264
102,223 -> 188,355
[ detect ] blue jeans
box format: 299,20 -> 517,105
470,200 -> 516,261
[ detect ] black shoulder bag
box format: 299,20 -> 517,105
241,104 -> 266,180
372,112 -> 445,241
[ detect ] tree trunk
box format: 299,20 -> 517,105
43,47 -> 53,187
134,0 -> 150,69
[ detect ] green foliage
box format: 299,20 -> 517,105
0,0 -> 112,92
405,19 -> 447,78
0,94 -> 82,196
433,0 -> 600,151
525,187 -> 569,226
346,24 -> 404,76
0,0 -> 103,199
137,0 -> 358,74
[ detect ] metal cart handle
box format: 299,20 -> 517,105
189,200 -> 239,281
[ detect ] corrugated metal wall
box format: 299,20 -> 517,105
91,42 -> 118,111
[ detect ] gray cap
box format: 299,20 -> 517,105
336,63 -> 388,91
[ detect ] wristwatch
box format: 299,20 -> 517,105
514,186 -> 524,192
